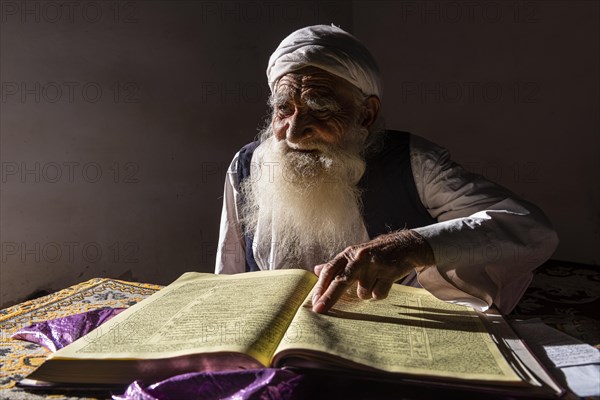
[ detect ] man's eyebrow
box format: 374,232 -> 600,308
304,96 -> 342,112
269,91 -> 342,113
270,92 -> 341,107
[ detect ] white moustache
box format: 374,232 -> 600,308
280,140 -> 331,154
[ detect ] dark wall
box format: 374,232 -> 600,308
354,0 -> 599,265
0,1 -> 353,306
1,0 -> 597,307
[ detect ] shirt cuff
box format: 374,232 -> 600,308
413,223 -> 493,311
415,265 -> 491,311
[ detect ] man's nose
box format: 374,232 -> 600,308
286,110 -> 314,143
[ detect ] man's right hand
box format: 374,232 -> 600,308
311,230 -> 436,314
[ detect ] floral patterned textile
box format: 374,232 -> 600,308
510,260 -> 600,348
0,278 -> 162,399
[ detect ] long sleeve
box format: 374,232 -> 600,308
409,135 -> 559,314
214,152 -> 246,274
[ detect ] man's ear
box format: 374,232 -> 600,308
361,96 -> 381,129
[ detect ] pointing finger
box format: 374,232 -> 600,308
313,254 -> 367,313
311,256 -> 347,308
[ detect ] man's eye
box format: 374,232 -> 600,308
277,104 -> 293,115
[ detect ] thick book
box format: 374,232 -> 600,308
22,270 -> 563,397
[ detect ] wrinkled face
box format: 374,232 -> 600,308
270,67 -> 367,152
242,68 -> 379,269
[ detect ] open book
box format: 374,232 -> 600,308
23,270 -> 563,396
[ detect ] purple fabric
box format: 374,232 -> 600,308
112,369 -> 303,400
11,307 -> 125,352
13,308 -> 303,400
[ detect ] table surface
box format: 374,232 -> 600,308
1,260 -> 598,399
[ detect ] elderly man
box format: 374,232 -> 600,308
215,25 -> 558,315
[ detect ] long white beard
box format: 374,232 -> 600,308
240,129 -> 370,270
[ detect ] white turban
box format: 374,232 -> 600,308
267,24 -> 382,98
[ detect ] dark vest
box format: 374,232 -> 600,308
237,131 -> 436,272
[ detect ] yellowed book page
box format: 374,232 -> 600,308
50,270 -> 317,367
275,284 -> 521,382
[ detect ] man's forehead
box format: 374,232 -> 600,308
274,68 -> 355,101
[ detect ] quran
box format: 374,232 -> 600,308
23,270 -> 562,396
